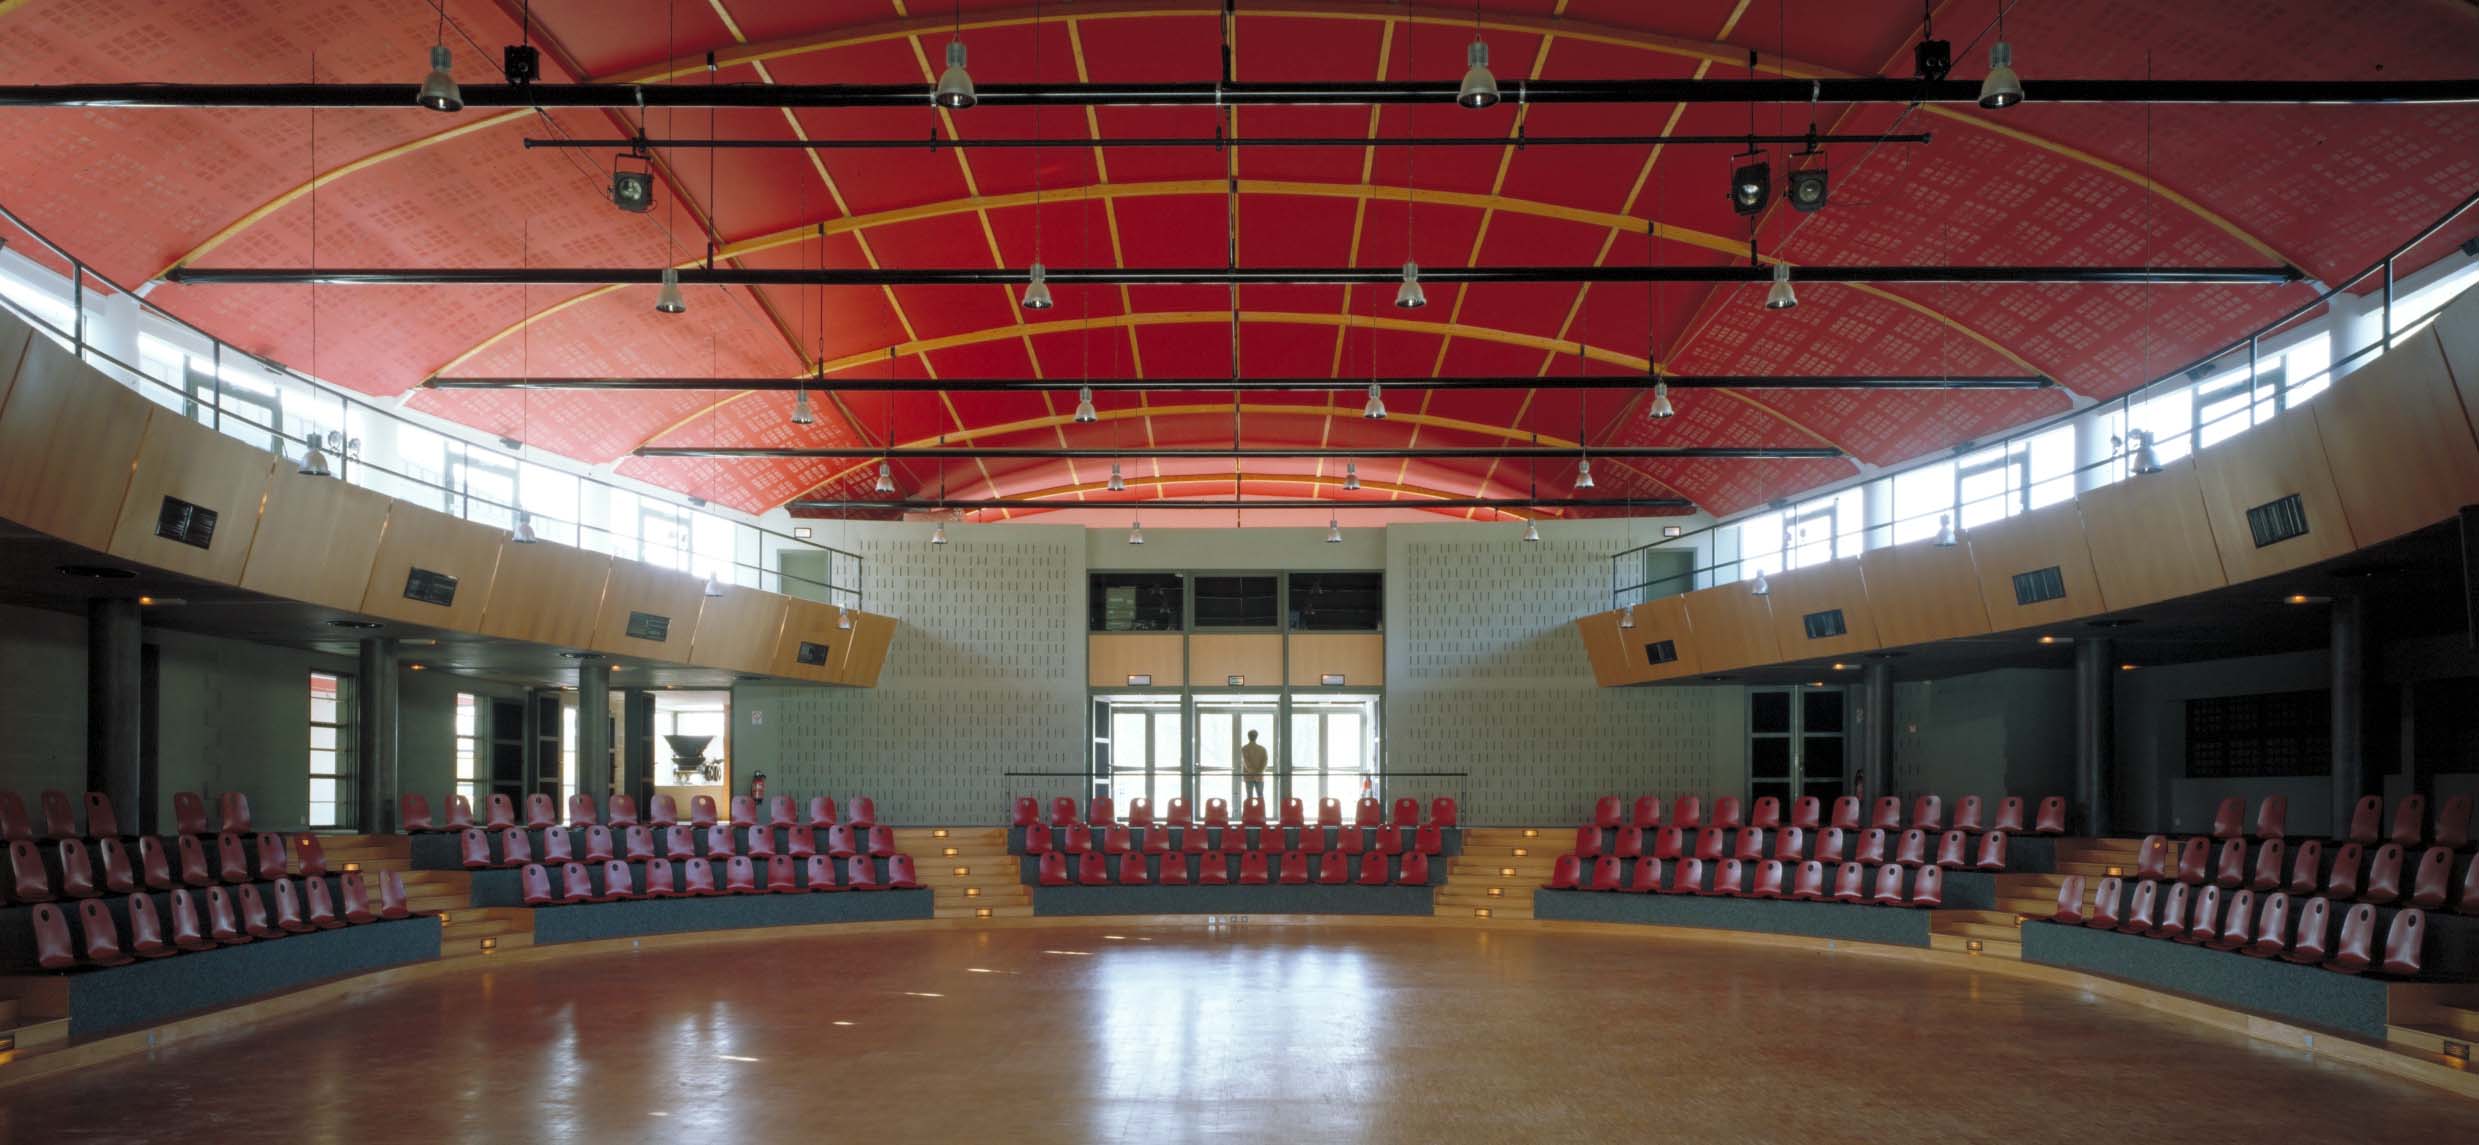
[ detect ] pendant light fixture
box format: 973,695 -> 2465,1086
1458,45 -> 1500,110
1074,385 -> 1098,423
931,521 -> 948,545
1751,568 -> 1772,596
934,0 -> 976,110
655,267 -> 687,314
511,510 -> 539,544
1327,513 -> 1343,544
1934,513 -> 1958,547
1576,457 -> 1596,490
1522,518 -> 1541,543
1394,260 -> 1427,309
702,571 -> 725,598
837,605 -> 854,630
299,431 -> 332,477
1619,603 -> 1636,629
791,379 -> 817,425
1979,4 -> 2024,111
1128,513 -> 1145,545
874,459 -> 896,494
2130,429 -> 2163,475
1363,382 -> 1387,420
1648,380 -> 1676,420
1764,261 -> 1798,310
1343,461 -> 1361,491
1106,462 -> 1125,492
415,5 -> 461,112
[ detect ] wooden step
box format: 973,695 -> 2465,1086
936,902 -> 1035,919
1930,933 -> 2021,959
0,998 -> 15,1027
440,930 -> 534,958
0,1016 -> 70,1054
1932,921 -> 2027,943
1931,908 -> 2019,927
2437,1005 -> 2479,1038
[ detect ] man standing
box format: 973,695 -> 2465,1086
1240,729 -> 1269,803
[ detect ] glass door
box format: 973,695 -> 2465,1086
1289,695 -> 1378,808
1104,702 -> 1185,808
1747,686 -> 1848,807
1195,699 -> 1277,809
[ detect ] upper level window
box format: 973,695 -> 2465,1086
1090,573 -> 1185,632
1289,572 -> 1384,631
1193,575 -> 1280,628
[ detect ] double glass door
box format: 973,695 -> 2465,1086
1748,686 -> 1848,810
1196,702 -> 1278,808
1107,703 -> 1186,809
1097,694 -> 1379,808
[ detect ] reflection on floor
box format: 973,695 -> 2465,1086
8,923 -> 2478,1143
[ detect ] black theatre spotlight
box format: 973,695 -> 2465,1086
1729,159 -> 1770,216
1788,169 -> 1828,213
502,45 -> 541,86
610,153 -> 655,214
1914,38 -> 1952,83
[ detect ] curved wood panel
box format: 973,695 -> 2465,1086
1090,633 -> 1185,688
1189,634 -> 1282,686
689,590 -> 790,676
2434,284 -> 2479,424
588,562 -> 708,660
1575,610 -> 1636,686
832,612 -> 899,687
772,598 -> 852,684
1680,581 -> 1779,673
1858,537 -> 1990,648
242,468 -> 394,610
1286,633 -> 1384,688
1762,560 -> 1882,660
358,502 -> 506,630
1965,502 -> 2107,633
2078,457 -> 2227,611
106,411 -> 276,585
2311,329 -> 2479,547
478,542 -> 612,650
1624,595 -> 1702,682
0,336 -> 152,550
0,320 -> 32,410
2193,409 -> 2356,582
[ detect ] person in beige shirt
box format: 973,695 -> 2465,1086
1240,730 -> 1269,803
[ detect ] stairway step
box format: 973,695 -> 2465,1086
1930,933 -> 2021,958
937,903 -> 1034,919
1933,921 -> 2026,942
440,931 -> 533,958
0,1016 -> 71,1053
2437,1005 -> 2479,1038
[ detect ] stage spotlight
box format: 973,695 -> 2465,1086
1730,160 -> 1770,215
610,169 -> 654,214
502,45 -> 541,86
1915,38 -> 1952,82
1787,169 -> 1828,213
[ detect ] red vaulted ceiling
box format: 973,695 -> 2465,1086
1,1 -> 2476,523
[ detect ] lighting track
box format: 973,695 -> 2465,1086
426,374 -> 2051,392
520,130 -> 1935,152
639,446 -> 1843,460
168,264 -> 2302,287
787,497 -> 1695,513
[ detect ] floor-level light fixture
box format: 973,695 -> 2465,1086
511,510 -> 539,544
1764,262 -> 1798,310
1363,383 -> 1388,419
1648,380 -> 1675,419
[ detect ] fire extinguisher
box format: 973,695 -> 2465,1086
751,772 -> 767,803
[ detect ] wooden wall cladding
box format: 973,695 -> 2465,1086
1089,633 -> 1186,688
2440,286 -> 2479,425
0,335 -> 153,550
587,562 -> 709,660
832,611 -> 899,687
1761,559 -> 1882,660
1575,611 -> 1637,686
2312,329 -> 2479,547
2193,407 -> 2357,582
688,589 -> 790,676
477,541 -> 612,650
1623,594 -> 1702,682
1286,632 -> 1385,688
1858,536 -> 1991,648
105,411 -> 276,585
1966,501 -> 2108,633
771,598 -> 851,684
358,502 -> 505,630
1680,581 -> 1779,672
1189,634 -> 1283,686
0,319 -> 32,409
2079,456 -> 2228,610
241,468 -> 394,610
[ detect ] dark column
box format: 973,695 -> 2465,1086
2331,594 -> 2368,832
1861,662 -> 1894,795
2075,636 -> 2115,836
356,638 -> 399,833
86,598 -> 144,830
621,688 -> 655,809
576,662 -> 612,798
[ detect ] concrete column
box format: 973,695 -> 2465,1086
356,638 -> 399,833
576,662 -> 612,799
1861,479 -> 1894,551
2331,595 -> 2368,832
621,688 -> 655,809
86,598 -> 145,831
2075,636 -> 2115,836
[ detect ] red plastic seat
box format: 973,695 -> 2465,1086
204,886 -> 249,944
1140,826 -> 1171,856
2250,838 -> 2286,892
1828,862 -> 1864,903
292,836 -> 326,880
623,826 -> 657,863
55,838 -> 97,898
523,793 -> 557,831
1091,797 -> 1119,827
1353,798 -> 1381,828
1750,796 -> 1783,832
2182,885 -> 2222,945
647,794 -> 681,829
215,832 -> 252,883
2151,882 -> 2191,939
2327,903 -> 2378,973
136,836 -> 174,890
2084,877 -> 2123,930
1813,827 -> 1846,865
1205,799 -> 1231,827
1892,829 -> 1928,868
177,834 -> 213,887
701,824 -> 736,862
1930,830 -> 1966,870
1102,825 -> 1133,856
1157,855 -> 1190,886
1773,827 -> 1806,864
2281,896 -> 2332,964
1074,851 -> 1109,886
2173,837 -> 2210,885
0,792 -> 31,844
1951,795 -> 1984,834
1223,825 -> 1255,855
644,859 -> 680,897
1038,851 -> 1070,886
727,795 -> 758,829
2209,889 -> 2256,950
271,877 -> 314,932
1653,827 -> 1687,862
581,825 -> 614,864
2379,909 -> 2426,976
1750,859 -> 1786,899
1048,796 -> 1078,828
1791,796 -> 1823,832
1571,825 -> 1603,861
1612,826 -> 1645,860
1909,865 -> 1945,908
760,855 -> 799,894
235,884 -> 281,939
1545,854 -> 1583,890
1872,863 -> 1907,906
607,794 -> 639,829
1853,828 -> 1888,867
1690,827 -> 1725,863
1827,796 -> 1862,832
443,794 -> 475,832
339,873 -> 376,923
2343,795 -> 2382,845
804,796 -> 837,830
165,891 -> 211,952
1241,798 -> 1268,827
2287,839 -> 2327,895
172,791 -> 211,836
1129,799 -> 1157,829
218,793 -> 255,836
568,793 -> 600,829
378,870 -> 412,919
519,863 -> 555,906
1173,853 -> 1213,885
1993,796 -> 2027,833
827,824 -> 862,859
594,859 -> 636,900
2213,838 -> 2249,889
682,858 -> 720,896
2209,796 -> 2246,842
1430,798 -> 1459,828
1318,850 -> 1352,885
1101,852 -> 1140,885
71,899 -> 131,967
485,794 -> 518,831
2033,796 -> 2067,835
689,796 -> 720,829
1373,827 -> 1406,857
1911,795 -> 1943,833
2134,835 -> 2173,881
1413,825 -> 1444,855
2389,795 -> 2428,848
1671,796 -> 1704,829
1390,799 -> 1421,829
1166,798 -> 1194,827
1868,797 -> 1903,832
854,826 -> 891,859
1011,796 -> 1040,828
301,875 -> 343,928
400,793 -> 436,833
253,832 -> 289,881
1333,828 -> 1364,857
765,796 -> 796,830
1630,795 -> 1664,829
2410,846 -> 2452,909
1021,824 -> 1053,856
1791,860 -> 1826,902
662,825 -> 697,862
1732,828 -> 1766,863
1277,851 -> 1310,885
797,855 -> 835,892
2435,794 -> 2472,851
2255,795 -> 2287,841
2362,843 -> 2406,904
1628,857 -> 1665,894
2050,875 -> 2087,924
1591,796 -> 1623,830
559,861 -> 602,901
1179,826 -> 1209,855
1396,851 -> 1431,886
1709,859 -> 1746,897
1238,851 -> 1271,885
538,828 -> 572,866
1975,830 -> 2009,872
1712,796 -> 1745,831
2120,880 -> 2160,934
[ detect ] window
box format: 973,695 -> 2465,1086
308,672 -> 354,829
1288,572 -> 1383,631
1193,575 -> 1279,628
2185,690 -> 2330,778
1089,573 -> 1184,632
453,693 -> 482,806
1890,462 -> 1956,545
1955,446 -> 2025,530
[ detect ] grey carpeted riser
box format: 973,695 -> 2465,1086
1534,889 -> 1936,946
2022,921 -> 2397,1041
1558,826 -> 2057,874
46,915 -> 440,1039
1009,825 -> 1462,857
1014,852 -> 1444,888
521,888 -> 930,945
1029,884 -> 1439,917
0,876 -> 367,972
463,858 -> 911,907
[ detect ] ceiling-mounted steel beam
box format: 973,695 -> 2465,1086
521,130 -> 1934,152
171,264 -> 2301,287
639,445 -> 1842,461
428,373 -> 2051,392
787,497 -> 1695,514
7,78 -> 2476,110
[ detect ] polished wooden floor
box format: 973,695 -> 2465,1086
5,923 -> 2477,1143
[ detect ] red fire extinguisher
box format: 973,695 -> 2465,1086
751,773 -> 768,802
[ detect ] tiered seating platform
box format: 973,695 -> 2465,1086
1006,795 -> 1459,916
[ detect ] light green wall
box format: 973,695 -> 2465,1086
1889,668 -> 2075,814
0,602 -> 87,794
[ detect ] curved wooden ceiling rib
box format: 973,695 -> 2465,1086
953,469 -> 1592,511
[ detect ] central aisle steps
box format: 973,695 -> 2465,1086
896,829 -> 1032,921
1434,828 -> 1557,920
319,834 -> 474,953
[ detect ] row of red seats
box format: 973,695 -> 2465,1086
28,872 -> 418,970
456,824 -> 897,870
518,855 -> 921,902
1012,795 -> 1457,831
0,789 -> 125,842
8,833 -> 330,903
405,792 -> 880,834
1588,793 -> 2066,835
2133,835 -> 2472,910
2199,794 -> 2473,847
1036,850 -> 1431,886
2051,875 -> 2424,976
1021,823 -> 1445,858
1571,825 -> 2011,871
1546,855 -> 1949,907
